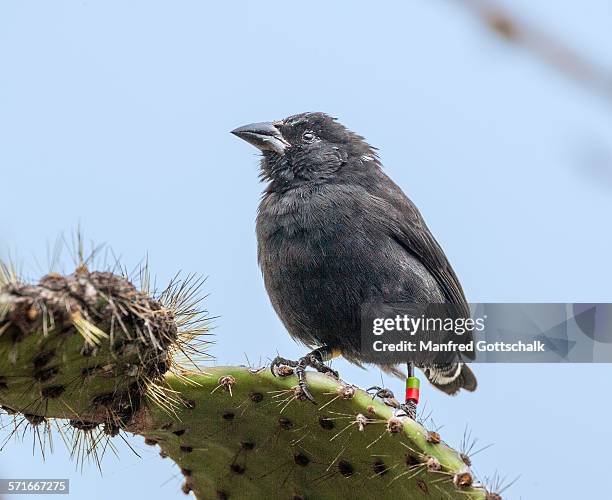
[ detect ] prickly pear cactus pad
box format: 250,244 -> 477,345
0,266 -> 207,433
137,367 -> 487,499
0,267 -> 494,499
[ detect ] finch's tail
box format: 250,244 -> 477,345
378,362 -> 477,395
422,363 -> 477,395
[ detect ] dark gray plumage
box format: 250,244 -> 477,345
232,112 -> 476,395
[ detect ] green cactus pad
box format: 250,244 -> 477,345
135,367 -> 486,499
0,269 -> 180,428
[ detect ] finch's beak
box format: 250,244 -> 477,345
231,121 -> 289,154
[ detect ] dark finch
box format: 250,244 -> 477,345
232,112 -> 476,413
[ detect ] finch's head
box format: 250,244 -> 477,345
231,112 -> 379,187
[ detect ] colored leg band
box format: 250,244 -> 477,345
405,376 -> 420,403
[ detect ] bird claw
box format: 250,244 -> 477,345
367,386 -> 395,400
367,386 -> 417,419
270,351 -> 339,404
398,400 -> 417,420
270,356 -> 298,377
312,358 -> 339,379
295,363 -> 316,403
367,386 -> 400,409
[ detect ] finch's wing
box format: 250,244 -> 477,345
369,171 -> 475,359
392,200 -> 467,308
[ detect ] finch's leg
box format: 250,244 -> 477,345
398,361 -> 419,420
366,386 -> 400,409
368,362 -> 420,420
270,347 -> 341,403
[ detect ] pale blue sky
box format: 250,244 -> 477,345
1,1 -> 611,498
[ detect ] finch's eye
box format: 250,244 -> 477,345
302,131 -> 316,143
